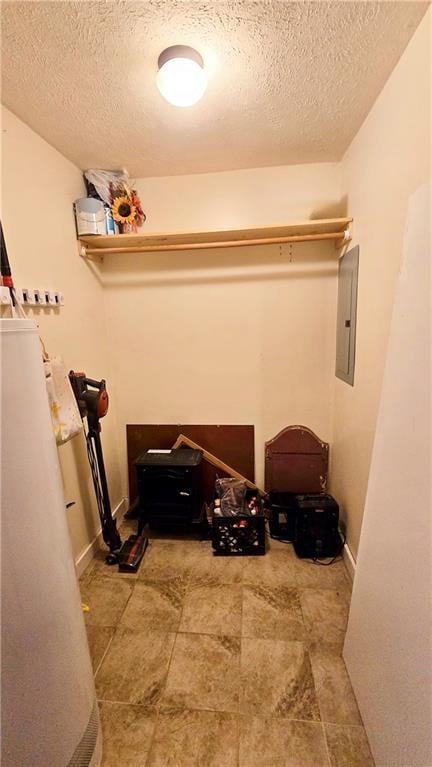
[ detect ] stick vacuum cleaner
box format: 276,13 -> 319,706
69,371 -> 148,572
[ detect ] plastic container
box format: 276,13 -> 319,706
104,205 -> 116,235
212,512 -> 266,556
74,197 -> 106,236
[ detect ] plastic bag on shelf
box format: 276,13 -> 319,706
84,169 -> 129,206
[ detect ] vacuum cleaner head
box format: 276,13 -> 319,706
117,534 -> 149,573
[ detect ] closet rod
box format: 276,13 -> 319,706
84,230 -> 347,256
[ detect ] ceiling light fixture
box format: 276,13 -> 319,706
156,45 -> 208,107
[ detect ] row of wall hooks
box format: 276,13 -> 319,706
0,287 -> 64,307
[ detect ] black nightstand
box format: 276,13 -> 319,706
135,448 -> 203,531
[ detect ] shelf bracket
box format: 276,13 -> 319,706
78,241 -> 103,262
335,227 -> 351,250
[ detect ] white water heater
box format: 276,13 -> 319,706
1,319 -> 102,767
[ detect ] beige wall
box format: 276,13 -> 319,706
1,107 -> 124,565
329,9 -> 431,559
102,162 -> 342,491
135,163 -> 343,232
1,104 -> 343,562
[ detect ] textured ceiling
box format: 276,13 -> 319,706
1,1 -> 428,177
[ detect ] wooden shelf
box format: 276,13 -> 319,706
78,217 -> 352,260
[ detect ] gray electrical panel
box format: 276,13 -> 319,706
335,245 -> 359,385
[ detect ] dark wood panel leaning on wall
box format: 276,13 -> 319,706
126,424 -> 255,505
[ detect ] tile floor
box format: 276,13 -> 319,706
80,521 -> 375,767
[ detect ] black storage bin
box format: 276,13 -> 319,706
294,493 -> 341,558
212,513 -> 266,556
267,491 -> 297,542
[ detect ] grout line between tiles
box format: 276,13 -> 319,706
93,628 -> 116,680
157,703 -> 241,716
238,578 -> 244,767
309,650 -> 326,726
176,629 -> 241,638
143,706 -> 161,767
321,720 -> 333,767
120,578 -> 137,611
122,618 -> 183,766
323,721 -> 370,729
90,578 -> 136,683
89,541 -> 359,765
97,699 -> 329,725
155,606 -> 184,711
97,697 -> 153,707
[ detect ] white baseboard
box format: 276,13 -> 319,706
74,498 -> 127,578
343,542 -> 356,581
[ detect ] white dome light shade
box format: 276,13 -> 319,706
157,46 -> 208,107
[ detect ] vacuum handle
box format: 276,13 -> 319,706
84,376 -> 106,390
69,372 -> 109,420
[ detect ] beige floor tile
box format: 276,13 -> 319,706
81,576 -> 134,627
120,579 -> 185,632
307,639 -> 345,656
96,628 -> 175,706
295,558 -> 351,592
325,723 -> 375,766
137,541 -> 195,584
310,646 -> 362,725
242,584 -> 305,641
147,709 -> 239,767
240,716 -> 329,767
78,563 -> 96,587
120,518 -> 140,537
300,587 -> 350,643
240,637 -> 320,720
145,528 -> 206,543
188,549 -> 244,586
146,536 -> 207,552
82,532 -> 371,766
85,626 -> 114,673
99,702 -> 156,767
160,633 -> 241,713
267,537 -> 297,553
243,550 -> 296,587
180,582 -> 242,636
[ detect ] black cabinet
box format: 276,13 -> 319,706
135,448 -> 203,530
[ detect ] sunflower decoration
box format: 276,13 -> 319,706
112,194 -> 136,224
110,183 -> 145,233
131,190 -> 146,227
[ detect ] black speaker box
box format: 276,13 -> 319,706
294,493 -> 341,559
